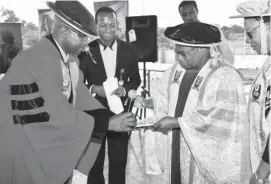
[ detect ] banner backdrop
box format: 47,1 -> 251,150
38,9 -> 54,38
0,23 -> 22,73
94,1 -> 129,41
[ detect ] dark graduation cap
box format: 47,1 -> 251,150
164,22 -> 222,47
46,0 -> 98,37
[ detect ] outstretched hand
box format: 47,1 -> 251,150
108,112 -> 136,132
153,116 -> 179,134
92,85 -> 106,97
111,86 -> 126,97
133,96 -> 147,109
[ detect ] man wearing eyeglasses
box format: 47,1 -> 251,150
78,6 -> 141,184
230,1 -> 271,184
127,22 -> 250,184
0,1 -> 137,184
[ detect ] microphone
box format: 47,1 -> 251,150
127,90 -> 139,139
127,90 -> 138,112
127,99 -> 133,112
119,68 -> 125,86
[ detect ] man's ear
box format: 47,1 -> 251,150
60,27 -> 68,38
265,22 -> 271,29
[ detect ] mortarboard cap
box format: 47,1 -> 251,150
164,22 -> 222,47
230,0 -> 270,19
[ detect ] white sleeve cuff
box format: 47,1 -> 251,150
0,74 -> 4,80
122,86 -> 126,97
72,169 -> 87,184
89,85 -> 96,97
177,117 -> 183,127
148,96 -> 156,111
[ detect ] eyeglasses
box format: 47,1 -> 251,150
174,47 -> 196,57
246,25 -> 260,39
67,27 -> 94,44
174,49 -> 186,57
69,28 -> 86,39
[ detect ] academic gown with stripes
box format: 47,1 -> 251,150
0,36 -> 110,184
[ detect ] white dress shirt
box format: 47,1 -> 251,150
53,38 -> 75,104
99,40 -> 118,78
90,40 -> 119,97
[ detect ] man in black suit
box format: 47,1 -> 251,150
78,7 -> 141,184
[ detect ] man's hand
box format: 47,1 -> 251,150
92,85 -> 106,97
153,116 -> 179,133
133,96 -> 147,109
108,112 -> 136,132
249,174 -> 258,184
111,86 -> 126,97
249,173 -> 269,184
133,96 -> 154,109
249,160 -> 270,184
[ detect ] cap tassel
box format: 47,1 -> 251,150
210,45 -> 224,68
244,31 -> 247,56
260,18 -> 268,55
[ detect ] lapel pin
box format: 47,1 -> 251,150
252,83 -> 261,100
62,80 -> 70,90
173,70 -> 182,83
193,76 -> 203,89
119,68 -> 125,86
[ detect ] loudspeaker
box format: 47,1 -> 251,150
125,15 -> 157,62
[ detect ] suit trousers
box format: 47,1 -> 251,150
87,131 -> 129,184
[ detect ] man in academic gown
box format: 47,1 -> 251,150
126,22 -> 251,184
230,1 -> 271,183
0,1 -> 136,184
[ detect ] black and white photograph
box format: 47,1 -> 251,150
0,0 -> 270,184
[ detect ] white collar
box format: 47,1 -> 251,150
53,37 -> 69,63
99,39 -> 118,51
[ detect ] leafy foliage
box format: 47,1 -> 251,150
0,8 -> 20,23
0,7 -> 246,50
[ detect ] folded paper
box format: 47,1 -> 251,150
103,77 -> 124,114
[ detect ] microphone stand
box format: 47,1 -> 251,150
135,59 -> 151,119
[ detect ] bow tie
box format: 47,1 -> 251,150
99,39 -> 116,51
102,45 -> 113,51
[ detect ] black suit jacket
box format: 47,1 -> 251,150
78,39 -> 141,112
